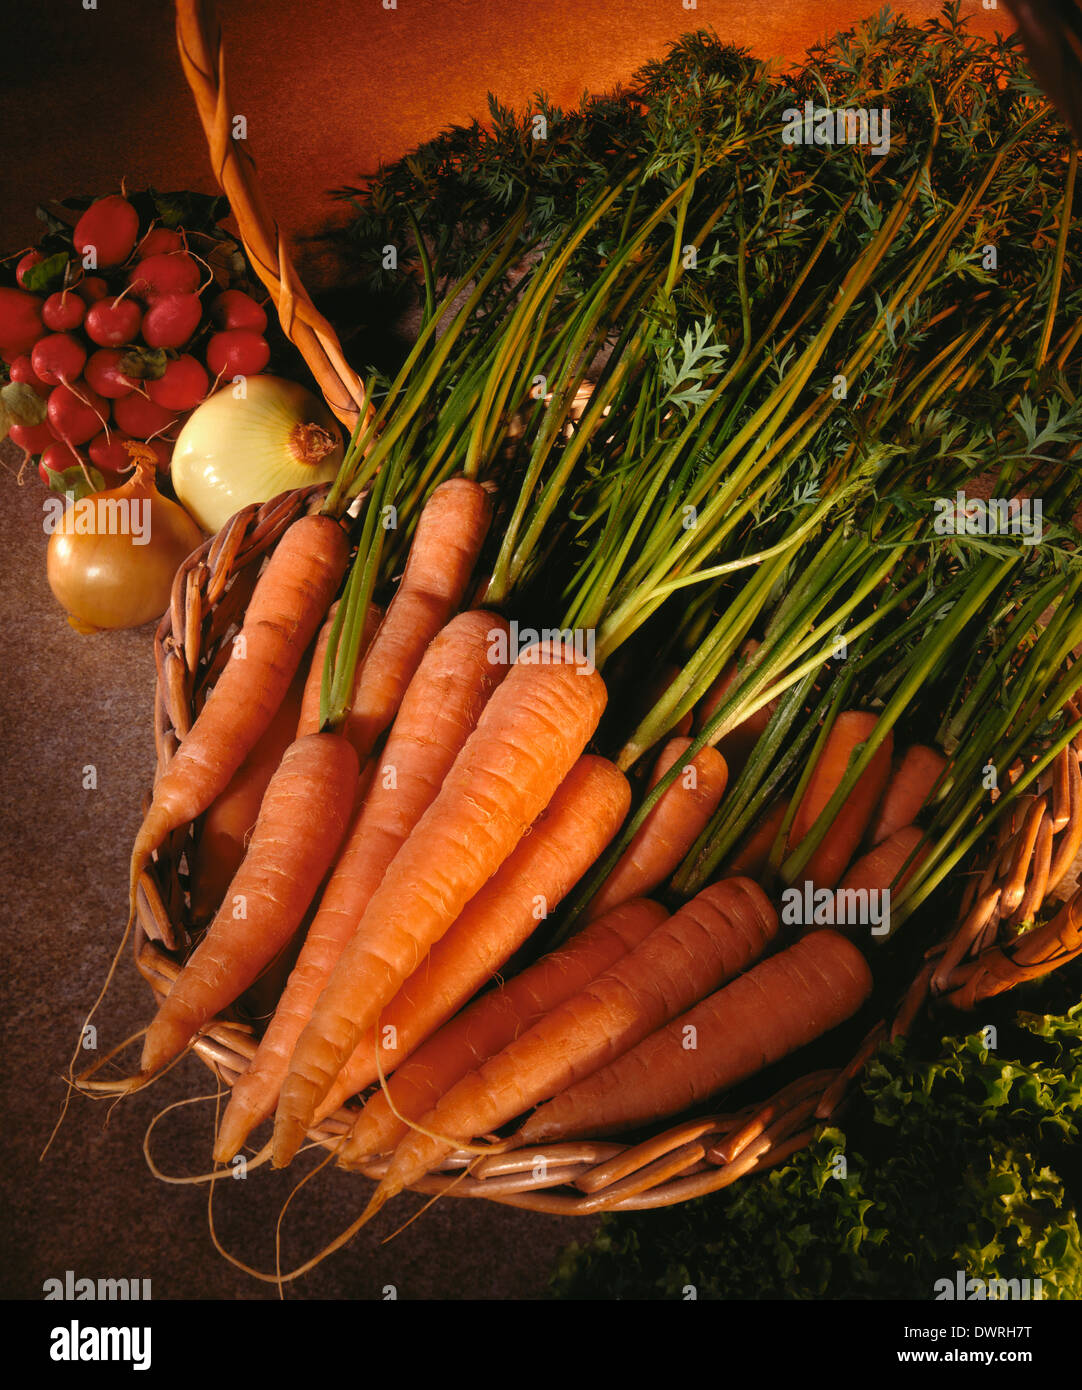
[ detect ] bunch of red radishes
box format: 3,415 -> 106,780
1,191 -> 271,488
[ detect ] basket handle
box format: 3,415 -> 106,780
175,0 -> 372,434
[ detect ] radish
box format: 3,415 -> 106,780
147,355 -> 208,412
47,382 -> 109,445
89,431 -> 137,476
15,250 -> 45,287
39,440 -> 86,485
127,253 -> 200,302
137,227 -> 184,259
141,292 -> 202,349
0,286 -> 45,354
113,391 -> 177,440
206,330 -> 270,379
210,289 -> 267,334
9,419 -> 58,454
72,195 -> 140,269
42,291 -> 86,332
31,333 -> 87,386
9,355 -> 51,396
146,437 -> 173,471
75,276 -> 109,304
85,295 -> 143,347
85,348 -> 137,399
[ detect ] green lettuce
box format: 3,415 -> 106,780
550,963 -> 1082,1300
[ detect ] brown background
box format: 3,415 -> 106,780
2,0 -> 1009,1301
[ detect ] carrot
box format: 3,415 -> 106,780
787,711 -> 893,889
867,744 -> 946,847
726,797 -> 789,878
212,610 -> 511,1163
270,641 -> 608,1166
838,824 -> 926,898
341,477 -> 492,761
238,912 -> 312,1030
128,513 -> 350,916
296,599 -> 383,738
585,737 -> 727,921
313,753 -> 631,1124
518,929 -> 872,1145
337,898 -> 668,1167
187,665 -> 307,925
237,757 -> 381,1038
695,639 -> 777,773
364,876 -> 778,1209
140,732 -> 359,1075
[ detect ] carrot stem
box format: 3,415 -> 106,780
320,453 -> 402,732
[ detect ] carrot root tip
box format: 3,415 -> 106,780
270,1122 -> 306,1169
211,1127 -> 244,1167
362,1182 -> 397,1226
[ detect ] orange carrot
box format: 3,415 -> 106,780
726,797 -> 789,878
248,714 -> 382,1032
128,513 -> 350,915
237,774 -> 386,1028
838,824 -> 926,899
585,737 -> 727,921
238,913 -> 312,1031
518,929 -> 872,1144
867,744 -> 946,847
270,642 -> 608,1166
787,711 -> 893,889
695,639 -> 777,773
337,897 -> 668,1166
313,753 -> 631,1123
187,666 -> 307,925
140,732 -> 359,1075
212,610 -> 511,1162
296,599 -> 383,738
341,477 -> 491,761
364,876 -> 778,1209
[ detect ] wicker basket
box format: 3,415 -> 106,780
128,0 -> 1082,1213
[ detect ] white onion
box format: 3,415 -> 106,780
171,375 -> 345,532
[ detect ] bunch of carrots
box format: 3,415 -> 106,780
103,467 -> 980,1233
62,26 -> 1082,1268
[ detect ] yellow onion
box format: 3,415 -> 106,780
46,450 -> 204,634
170,375 -> 344,532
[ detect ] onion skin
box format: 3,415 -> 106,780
45,458 -> 205,634
170,375 -> 345,532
